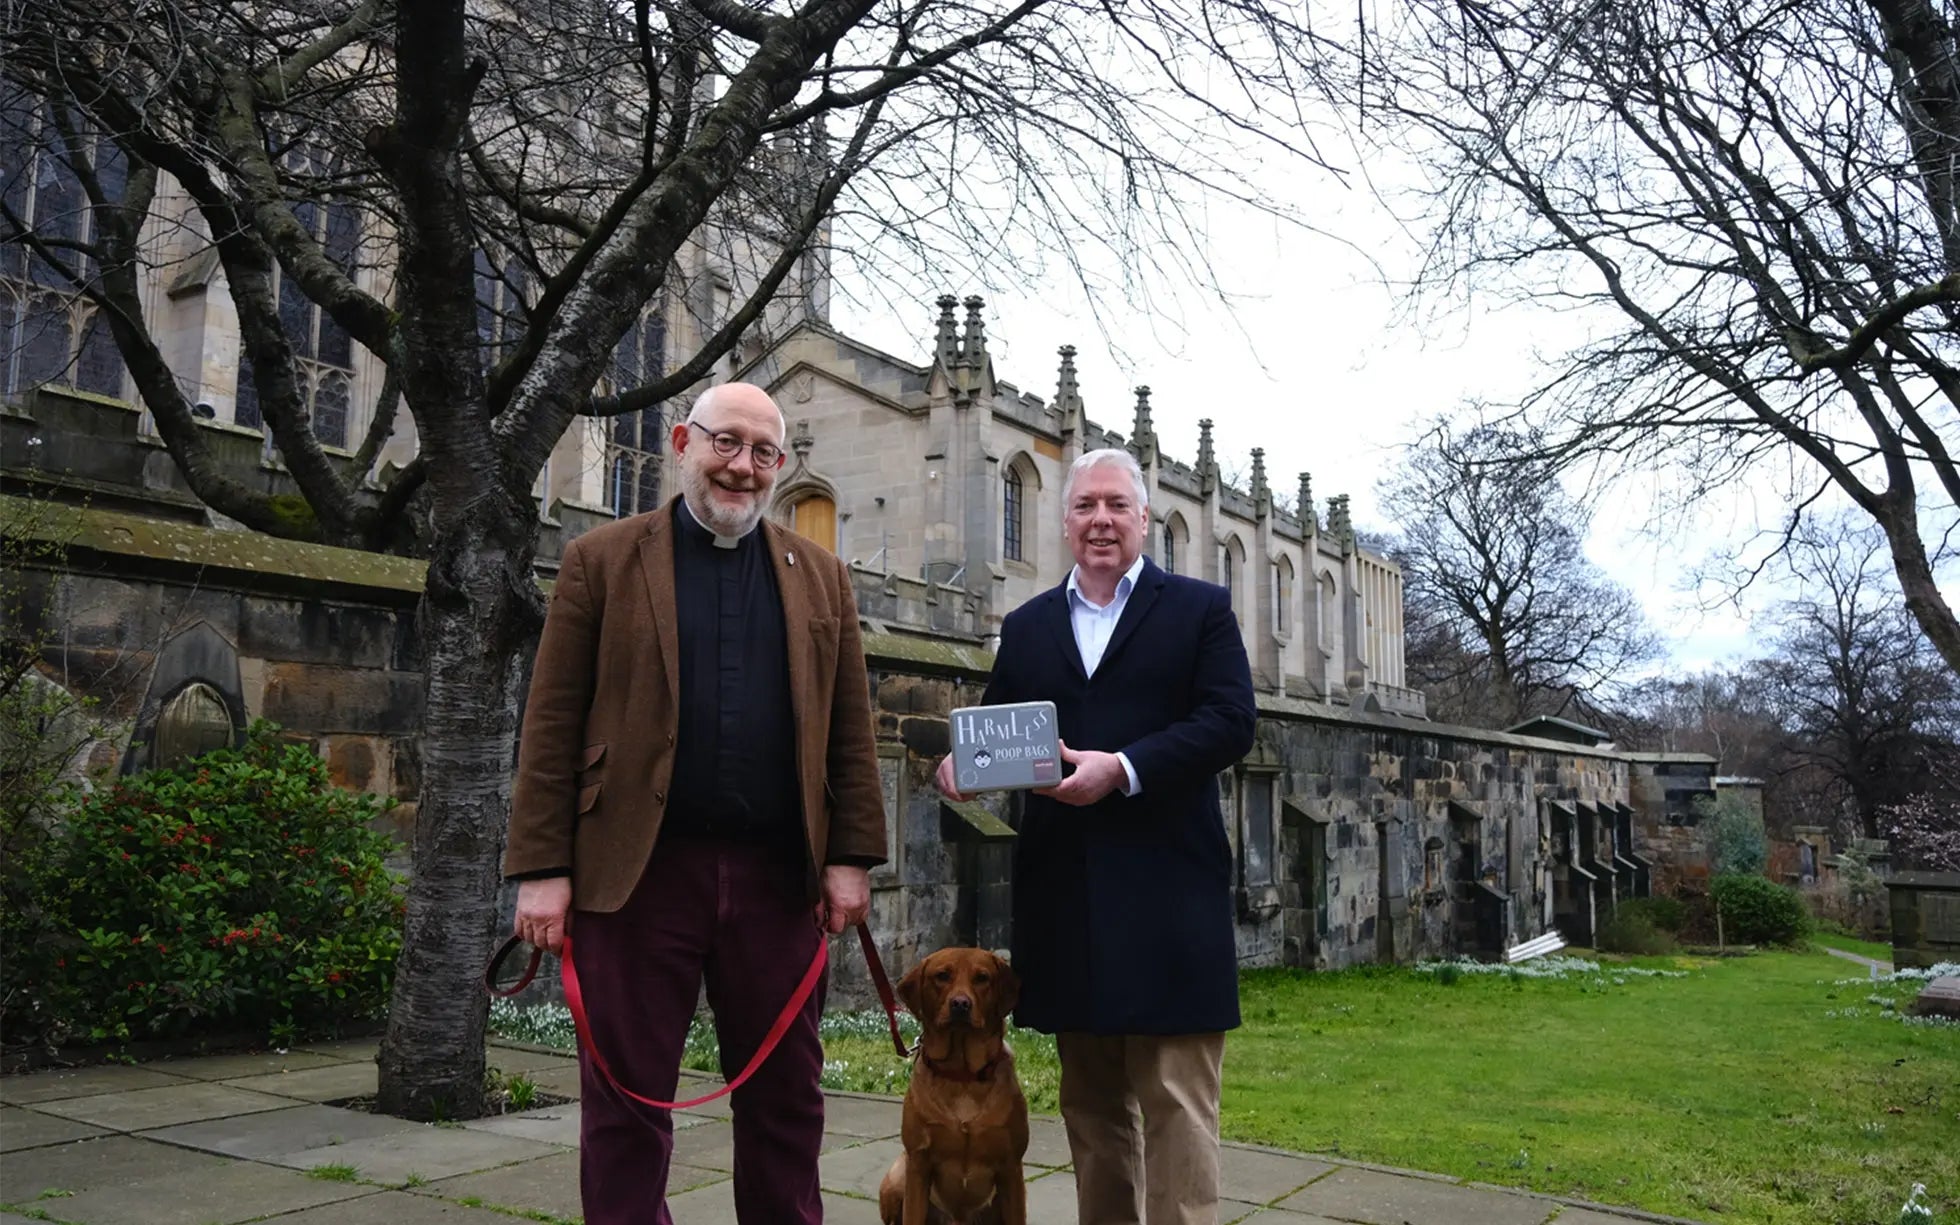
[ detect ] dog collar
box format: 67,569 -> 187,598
921,1053 -> 1001,1083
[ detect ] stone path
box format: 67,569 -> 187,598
1821,946 -> 1893,978
0,1040 -> 1707,1225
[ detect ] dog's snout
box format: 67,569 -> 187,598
948,995 -> 973,1016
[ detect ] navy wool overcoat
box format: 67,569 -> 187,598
984,558 -> 1256,1036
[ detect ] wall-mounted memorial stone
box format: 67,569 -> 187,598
122,620 -> 245,773
154,681 -> 233,767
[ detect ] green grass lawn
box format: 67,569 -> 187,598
495,949 -> 1957,1225
1221,952 -> 1956,1225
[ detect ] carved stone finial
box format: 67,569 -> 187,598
1197,418 -> 1216,471
959,295 -> 987,367
1298,472 -> 1317,531
1130,385 -> 1156,454
1055,345 -> 1083,424
934,295 -> 959,369
1250,447 -> 1269,499
1329,494 -> 1355,552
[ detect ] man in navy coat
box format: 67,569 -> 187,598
937,447 -> 1256,1225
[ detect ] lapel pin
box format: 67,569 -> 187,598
786,552 -> 797,566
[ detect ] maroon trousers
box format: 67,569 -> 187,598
572,837 -> 826,1224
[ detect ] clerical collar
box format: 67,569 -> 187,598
677,497 -> 751,550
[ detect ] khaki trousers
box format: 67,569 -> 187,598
1057,1032 -> 1226,1225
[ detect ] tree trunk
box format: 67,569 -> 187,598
372,0 -> 542,1120
374,509 -> 536,1120
1874,497 -> 1960,680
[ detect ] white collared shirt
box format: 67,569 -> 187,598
1065,554 -> 1147,796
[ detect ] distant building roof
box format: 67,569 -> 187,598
1713,776 -> 1766,787
1505,715 -> 1612,747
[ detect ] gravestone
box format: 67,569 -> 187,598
1912,977 -> 1960,1020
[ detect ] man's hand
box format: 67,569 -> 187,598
1035,739 -> 1129,807
933,753 -> 972,803
514,877 -> 573,954
818,865 -> 871,934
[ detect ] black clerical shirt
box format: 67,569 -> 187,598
661,500 -> 803,852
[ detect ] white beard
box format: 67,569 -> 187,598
681,465 -> 766,538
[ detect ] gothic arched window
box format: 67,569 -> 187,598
1003,466 -> 1026,562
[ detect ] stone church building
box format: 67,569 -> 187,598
699,297 -> 1420,718
6,118 -> 1703,982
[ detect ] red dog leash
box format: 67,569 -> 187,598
485,923 -> 911,1111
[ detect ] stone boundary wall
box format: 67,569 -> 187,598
8,498 -> 1691,1008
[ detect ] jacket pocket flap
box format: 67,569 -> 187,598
579,742 -> 607,770
577,781 -> 603,814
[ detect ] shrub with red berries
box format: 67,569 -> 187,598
4,722 -> 404,1048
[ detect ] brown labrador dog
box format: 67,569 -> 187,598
878,947 -> 1029,1225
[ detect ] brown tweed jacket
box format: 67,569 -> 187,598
503,497 -> 886,911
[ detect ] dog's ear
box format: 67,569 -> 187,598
896,961 -> 925,1016
992,952 -> 1020,1021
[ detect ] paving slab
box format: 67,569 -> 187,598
823,1093 -> 903,1138
818,1135 -> 906,1199
662,1175 -> 877,1224
0,1065 -> 193,1106
273,1123 -> 563,1184
28,1082 -> 294,1132
415,1153 -> 737,1214
1547,1209 -> 1666,1224
1278,1166 -> 1555,1225
2,1213 -> 49,1224
36,1154 -> 377,1225
1025,1167 -> 1080,1220
669,1118 -> 737,1170
1023,1115 -> 1073,1168
220,1061 -> 379,1102
141,1102 -> 418,1159
0,1134 -> 232,1200
246,1188 -> 520,1222
483,1045 -> 581,1075
156,1049 -> 349,1081
669,1162 -> 731,1195
415,1150 -> 584,1221
0,1105 -> 108,1153
670,1071 -> 737,1119
290,1037 -> 380,1061
461,1102 -> 581,1147
523,1061 -> 582,1098
1219,1144 -> 1338,1206
1228,1209 -> 1352,1224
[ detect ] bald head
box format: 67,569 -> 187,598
687,383 -> 787,438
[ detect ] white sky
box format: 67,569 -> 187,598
829,172 -> 1784,675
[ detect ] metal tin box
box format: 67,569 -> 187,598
949,700 -> 1062,793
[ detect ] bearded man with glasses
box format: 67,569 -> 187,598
504,381 -> 887,1224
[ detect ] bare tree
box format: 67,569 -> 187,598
1755,516 -> 1958,838
1349,0 -> 1960,674
1376,422 -> 1658,726
1,0 -> 1339,1116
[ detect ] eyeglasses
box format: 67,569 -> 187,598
687,422 -> 785,469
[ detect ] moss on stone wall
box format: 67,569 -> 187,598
2,494 -> 425,596
860,630 -> 995,678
